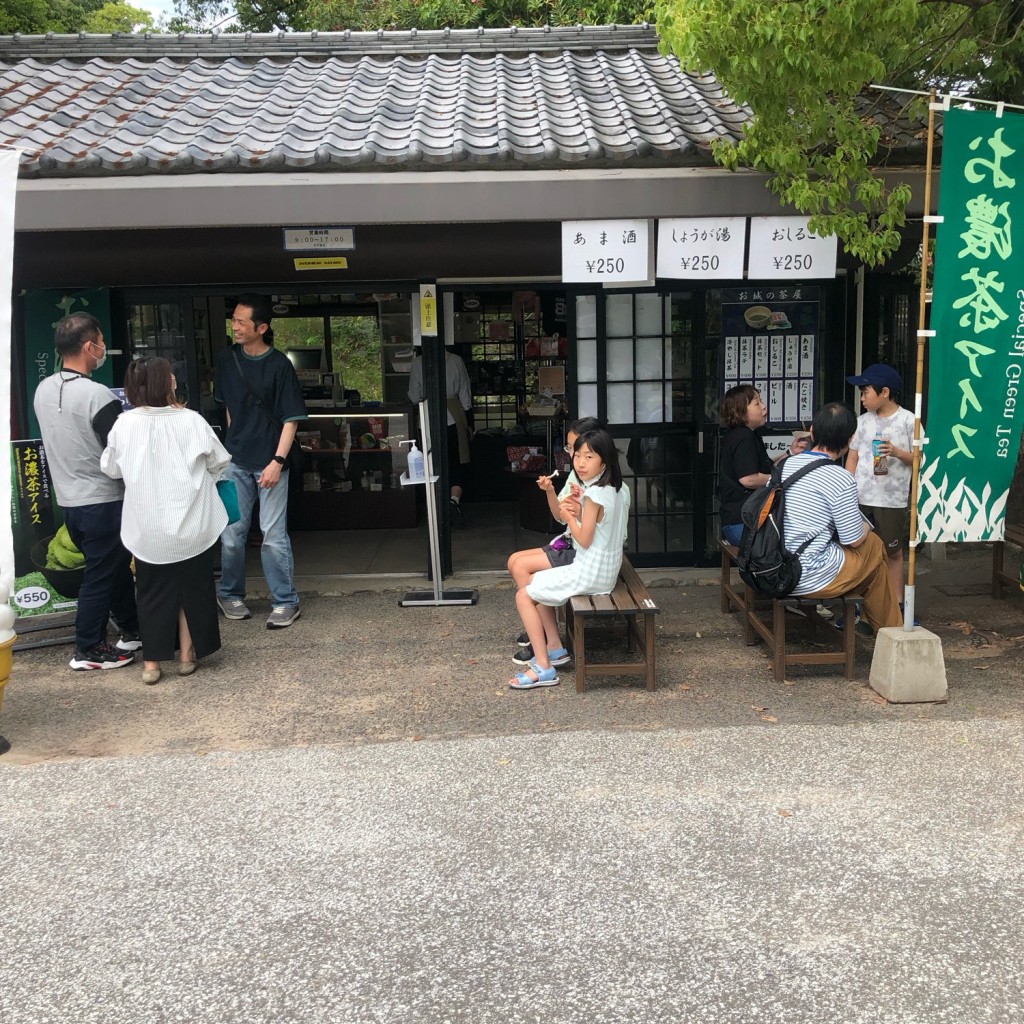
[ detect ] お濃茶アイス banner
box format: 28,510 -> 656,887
920,106 -> 1024,542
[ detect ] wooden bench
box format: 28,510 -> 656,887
563,556 -> 660,693
719,539 -> 861,682
991,523 -> 1024,599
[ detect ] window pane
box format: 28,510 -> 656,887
577,383 -> 598,419
577,339 -> 598,382
636,337 -> 662,380
670,334 -> 693,380
576,295 -> 597,338
666,515 -> 693,552
606,294 -> 633,337
607,339 -> 633,381
665,382 -> 678,424
636,381 -> 664,423
607,383 -> 634,424
637,515 -> 665,552
635,293 -> 664,336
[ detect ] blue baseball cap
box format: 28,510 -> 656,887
846,363 -> 902,393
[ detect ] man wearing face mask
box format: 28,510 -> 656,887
33,312 -> 140,671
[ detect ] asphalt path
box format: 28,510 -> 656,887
2,720 -> 1022,1024
2,548 -> 1023,1022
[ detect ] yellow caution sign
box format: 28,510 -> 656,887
293,257 -> 349,271
419,284 -> 438,337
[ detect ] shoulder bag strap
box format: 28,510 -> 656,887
776,456 -> 835,555
777,455 -> 833,490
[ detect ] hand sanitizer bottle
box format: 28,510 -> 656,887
400,440 -> 425,482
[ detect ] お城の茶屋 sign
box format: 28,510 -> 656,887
920,107 -> 1024,542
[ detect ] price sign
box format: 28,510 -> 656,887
657,217 -> 746,279
748,217 -> 837,279
561,220 -> 653,284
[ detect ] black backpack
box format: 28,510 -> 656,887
736,457 -> 832,598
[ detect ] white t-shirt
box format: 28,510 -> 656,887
851,407 -> 919,508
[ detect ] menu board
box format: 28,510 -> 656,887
721,286 -> 819,427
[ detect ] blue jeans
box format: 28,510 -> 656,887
219,463 -> 299,608
63,500 -> 139,651
721,523 -> 744,546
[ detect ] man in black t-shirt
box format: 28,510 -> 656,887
214,295 -> 307,629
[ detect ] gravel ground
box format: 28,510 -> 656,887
1,547 -> 1021,763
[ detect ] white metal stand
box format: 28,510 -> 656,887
400,400 -> 478,607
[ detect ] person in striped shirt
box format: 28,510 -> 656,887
781,402 -> 902,634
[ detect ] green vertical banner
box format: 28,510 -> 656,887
22,288 -> 112,437
919,108 -> 1024,541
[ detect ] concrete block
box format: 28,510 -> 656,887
869,627 -> 947,703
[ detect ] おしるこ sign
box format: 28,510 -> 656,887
748,217 -> 838,280
920,107 -> 1024,542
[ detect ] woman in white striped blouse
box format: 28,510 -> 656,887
101,358 -> 231,685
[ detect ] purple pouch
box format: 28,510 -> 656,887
551,535 -> 571,551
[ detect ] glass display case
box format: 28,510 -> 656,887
291,408 -> 417,530
127,300 -> 193,405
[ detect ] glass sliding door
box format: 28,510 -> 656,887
572,289 -> 714,566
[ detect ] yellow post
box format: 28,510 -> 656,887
905,91 -> 939,630
0,583 -> 16,755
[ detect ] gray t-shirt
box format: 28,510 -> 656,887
33,371 -> 124,507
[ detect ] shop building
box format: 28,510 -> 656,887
2,26 -> 930,576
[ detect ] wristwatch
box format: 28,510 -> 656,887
272,455 -> 286,466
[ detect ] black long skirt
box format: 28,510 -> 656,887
134,544 -> 221,663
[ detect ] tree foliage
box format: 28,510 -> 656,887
1,0 -> 155,33
655,0 -> 1024,266
169,0 -> 652,34
82,1 -> 155,32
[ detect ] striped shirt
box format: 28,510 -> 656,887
101,406 -> 232,565
780,452 -> 868,595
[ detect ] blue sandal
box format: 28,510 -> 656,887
509,663 -> 560,689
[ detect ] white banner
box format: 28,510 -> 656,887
656,217 -> 746,279
748,216 -> 838,279
561,220 -> 653,285
0,150 -> 18,596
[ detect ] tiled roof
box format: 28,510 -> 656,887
0,25 -> 755,178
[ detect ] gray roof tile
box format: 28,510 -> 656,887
0,25 -> 922,178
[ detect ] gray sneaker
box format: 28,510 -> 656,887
217,594 -> 251,620
266,605 -> 300,629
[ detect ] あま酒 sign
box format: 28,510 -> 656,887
561,220 -> 653,284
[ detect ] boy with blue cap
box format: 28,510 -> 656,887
844,363 -> 922,618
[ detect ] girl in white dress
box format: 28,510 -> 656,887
510,428 -> 627,690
